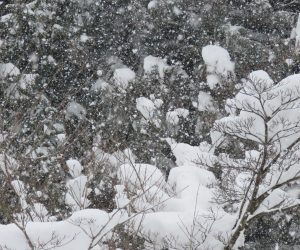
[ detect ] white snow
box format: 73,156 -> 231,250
0,13 -> 13,23
198,91 -> 214,111
202,45 -> 235,89
92,146 -> 136,169
0,209 -> 126,250
1,151 -> 295,249
0,63 -> 20,78
66,175 -> 90,211
0,154 -> 19,175
80,33 -> 91,43
66,159 -> 83,178
5,74 -> 37,99
166,108 -> 189,125
65,101 -> 86,120
53,123 -> 65,132
56,133 -> 65,143
113,67 -> 136,89
148,0 -> 158,9
214,71 -> 300,150
171,142 -> 215,167
136,97 -> 156,119
144,55 -> 170,78
154,98 -> 163,108
118,163 -> 165,190
91,78 -> 109,92
11,180 -> 30,212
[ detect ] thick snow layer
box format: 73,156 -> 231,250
136,97 -> 156,119
144,55 -> 170,78
198,91 -> 214,111
202,45 -> 234,76
0,13 -> 13,23
66,159 -> 83,178
148,0 -> 158,9
1,139 -> 297,249
129,162 -> 227,249
116,161 -> 227,249
0,209 -> 126,250
118,163 -> 165,190
66,175 -> 90,211
0,63 -> 20,78
65,101 -> 86,120
167,165 -> 216,210
166,108 -> 189,125
171,142 -> 215,167
113,67 -> 136,89
214,71 -> 300,150
1,156 -> 295,249
202,45 -> 234,89
0,154 -> 19,175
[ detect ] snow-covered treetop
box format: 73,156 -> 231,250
214,71 -> 300,150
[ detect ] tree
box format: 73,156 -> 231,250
211,70 -> 300,249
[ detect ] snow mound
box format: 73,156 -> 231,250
0,209 -> 126,250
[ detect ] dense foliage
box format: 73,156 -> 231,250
0,0 -> 299,249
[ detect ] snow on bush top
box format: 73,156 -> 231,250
91,78 -> 109,92
202,45 -> 235,89
0,63 -> 20,79
65,101 -> 86,120
171,142 -> 216,167
202,45 -> 234,76
166,108 -> 189,125
136,97 -> 156,119
0,154 -> 19,175
118,163 -> 165,190
66,159 -> 83,178
113,67 -> 136,89
213,71 -> 300,150
198,91 -> 214,111
144,55 -> 170,78
148,0 -> 158,9
0,209 -> 126,250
